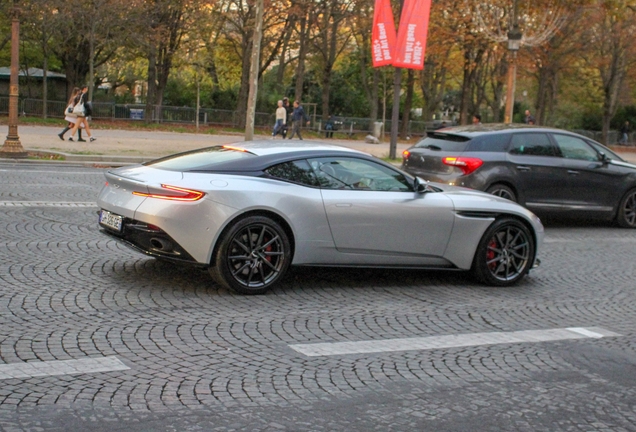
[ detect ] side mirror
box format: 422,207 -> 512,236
414,177 -> 430,194
599,151 -> 610,164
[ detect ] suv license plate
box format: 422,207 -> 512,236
99,210 -> 123,232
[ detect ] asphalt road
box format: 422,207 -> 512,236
1,163 -> 635,431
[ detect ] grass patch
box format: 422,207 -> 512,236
66,150 -> 103,155
27,151 -> 65,160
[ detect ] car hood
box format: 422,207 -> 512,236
610,159 -> 636,170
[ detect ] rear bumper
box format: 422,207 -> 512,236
99,221 -> 202,266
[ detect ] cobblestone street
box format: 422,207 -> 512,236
1,162 -> 636,431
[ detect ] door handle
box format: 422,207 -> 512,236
567,170 -> 580,175
516,166 -> 531,171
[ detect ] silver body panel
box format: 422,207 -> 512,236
97,142 -> 543,272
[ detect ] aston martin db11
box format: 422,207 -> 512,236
97,141 -> 544,294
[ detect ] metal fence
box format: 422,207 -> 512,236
1,96 -> 631,143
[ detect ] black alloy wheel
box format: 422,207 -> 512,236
617,189 -> 636,228
472,217 -> 534,286
210,215 -> 291,295
486,184 -> 517,202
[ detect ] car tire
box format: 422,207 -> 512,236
209,215 -> 291,295
486,184 -> 517,202
472,217 -> 535,286
616,188 -> 636,228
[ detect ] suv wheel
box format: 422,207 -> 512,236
486,184 -> 516,202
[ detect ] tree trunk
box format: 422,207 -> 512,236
276,21 -> 294,90
389,67 -> 402,159
245,0 -> 264,140
42,34 -> 48,119
294,16 -> 308,102
370,68 -> 379,124
235,35 -> 253,129
145,45 -> 157,121
400,69 -> 414,139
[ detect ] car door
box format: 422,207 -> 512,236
507,132 -> 570,209
308,157 -> 455,258
551,133 -> 622,211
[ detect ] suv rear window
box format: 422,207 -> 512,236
466,134 -> 511,152
144,146 -> 255,171
414,134 -> 470,152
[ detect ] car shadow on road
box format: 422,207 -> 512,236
113,257 -> 537,298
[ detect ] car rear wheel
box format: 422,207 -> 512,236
616,188 -> 636,228
486,184 -> 516,202
209,216 -> 291,295
472,218 -> 535,286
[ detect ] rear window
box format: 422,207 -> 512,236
414,134 -> 470,152
466,134 -> 511,152
144,146 -> 255,171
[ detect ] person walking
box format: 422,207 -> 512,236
58,87 -> 85,141
281,97 -> 293,138
288,100 -> 310,140
620,121 -> 630,145
524,110 -> 535,125
272,100 -> 286,138
67,86 -> 96,142
472,114 -> 482,125
324,115 -> 335,138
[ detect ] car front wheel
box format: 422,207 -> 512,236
617,188 -> 636,228
209,215 -> 291,294
472,217 -> 535,286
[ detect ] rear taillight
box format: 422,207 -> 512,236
133,184 -> 205,201
442,157 -> 483,175
402,150 -> 410,159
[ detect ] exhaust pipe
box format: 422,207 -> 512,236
150,237 -> 172,252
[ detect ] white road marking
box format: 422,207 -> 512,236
566,327 -> 604,338
0,201 -> 97,207
0,356 -> 129,380
289,327 -> 620,357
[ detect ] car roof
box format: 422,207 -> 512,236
146,140 -> 381,173
231,140 -> 367,157
432,123 -> 571,139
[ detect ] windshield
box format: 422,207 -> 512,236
587,141 -> 625,162
414,134 -> 470,152
144,146 -> 255,171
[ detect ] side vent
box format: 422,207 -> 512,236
456,211 -> 499,219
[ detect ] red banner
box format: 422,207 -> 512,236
393,0 -> 432,70
371,0 -> 397,67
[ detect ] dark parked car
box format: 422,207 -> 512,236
402,124 -> 636,227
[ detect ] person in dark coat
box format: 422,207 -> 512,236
288,100 -> 310,140
281,97 -> 293,138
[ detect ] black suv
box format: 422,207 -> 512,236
402,124 -> 636,227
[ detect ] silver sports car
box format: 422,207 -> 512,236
97,141 -> 544,294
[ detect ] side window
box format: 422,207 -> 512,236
308,157 -> 413,192
467,134 -> 511,152
509,133 -> 556,157
266,160 -> 319,187
552,134 -> 600,161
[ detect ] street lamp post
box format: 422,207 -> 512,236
504,0 -> 522,124
0,2 -> 27,158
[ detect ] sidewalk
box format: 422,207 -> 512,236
2,125 -> 410,165
2,125 -> 636,165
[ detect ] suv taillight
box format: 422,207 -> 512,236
442,157 -> 483,175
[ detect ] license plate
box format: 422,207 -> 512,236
99,210 -> 123,232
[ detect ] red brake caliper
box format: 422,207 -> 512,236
487,239 -> 497,270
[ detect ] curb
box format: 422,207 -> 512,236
0,149 -> 149,167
